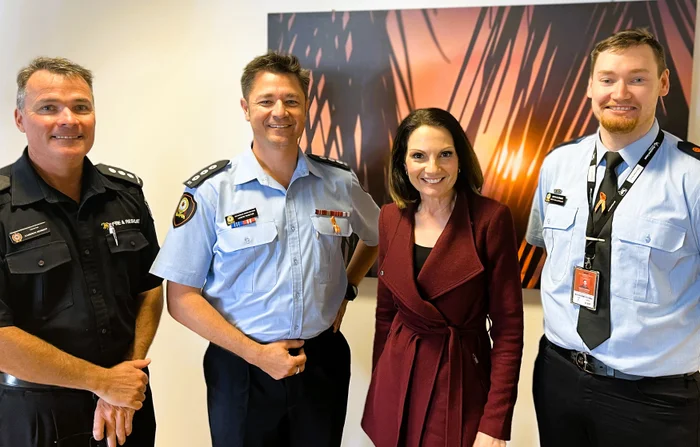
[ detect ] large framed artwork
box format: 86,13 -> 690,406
269,0 -> 697,286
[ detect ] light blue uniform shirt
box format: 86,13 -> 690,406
526,120 -> 700,376
150,148 -> 379,342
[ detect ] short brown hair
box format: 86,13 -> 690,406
590,28 -> 667,77
389,108 -> 484,209
16,57 -> 93,109
241,51 -> 310,101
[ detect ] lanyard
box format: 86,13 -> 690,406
583,130 -> 664,269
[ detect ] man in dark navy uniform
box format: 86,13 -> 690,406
0,57 -> 163,447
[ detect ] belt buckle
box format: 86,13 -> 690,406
574,352 -> 595,374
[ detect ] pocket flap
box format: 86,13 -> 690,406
542,206 -> 577,231
615,216 -> 686,252
310,215 -> 352,237
107,229 -> 149,253
217,221 -> 278,252
6,241 -> 72,274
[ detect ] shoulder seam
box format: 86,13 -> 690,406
546,134 -> 592,158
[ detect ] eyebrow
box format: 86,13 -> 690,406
596,69 -> 651,75
35,97 -> 93,104
407,146 -> 455,151
255,93 -> 301,100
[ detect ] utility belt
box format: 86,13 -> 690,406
0,372 -> 61,390
545,338 -> 699,381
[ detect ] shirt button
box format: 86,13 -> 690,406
290,225 -> 295,232
92,288 -> 98,295
130,241 -> 136,247
84,249 -> 90,256
293,258 -> 299,265
101,329 -> 107,334
547,218 -> 551,224
645,235 -> 651,243
379,270 -> 384,276
37,260 -> 45,267
294,325 -> 299,331
244,237 -> 251,244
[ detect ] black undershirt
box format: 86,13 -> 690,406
413,244 -> 433,278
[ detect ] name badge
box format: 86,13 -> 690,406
571,267 -> 599,310
9,222 -> 50,244
545,192 -> 567,206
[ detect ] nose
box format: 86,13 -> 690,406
57,107 -> 78,126
611,80 -> 631,101
425,157 -> 440,174
271,100 -> 288,118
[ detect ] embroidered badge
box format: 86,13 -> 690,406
173,193 -> 197,227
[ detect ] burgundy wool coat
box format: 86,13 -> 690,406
361,191 -> 524,447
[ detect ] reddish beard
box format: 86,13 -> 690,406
600,113 -> 638,134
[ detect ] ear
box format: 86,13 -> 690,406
658,69 -> 670,97
586,76 -> 593,99
240,98 -> 250,122
14,108 -> 26,133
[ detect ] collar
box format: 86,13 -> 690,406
596,119 -> 660,168
11,147 -> 112,207
232,146 -> 322,186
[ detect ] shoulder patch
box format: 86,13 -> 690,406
173,193 -> 197,227
95,164 -> 143,187
184,160 -> 229,188
546,135 -> 589,157
0,175 -> 9,193
307,154 -> 351,171
677,141 -> 700,161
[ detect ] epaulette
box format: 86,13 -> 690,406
95,164 -> 143,187
546,135 -> 588,157
677,141 -> 700,161
0,175 -> 9,193
307,154 -> 350,171
184,160 -> 229,188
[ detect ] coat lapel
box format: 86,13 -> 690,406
417,192 -> 485,300
380,206 -> 444,321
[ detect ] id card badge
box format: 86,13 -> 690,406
571,267 -> 600,310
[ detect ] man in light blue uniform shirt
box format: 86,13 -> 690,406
150,52 -> 379,447
527,29 -> 700,447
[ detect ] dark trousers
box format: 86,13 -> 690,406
204,328 -> 351,447
533,336 -> 700,447
0,373 -> 155,447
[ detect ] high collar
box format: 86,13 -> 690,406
11,147 -> 117,207
595,119 -> 660,168
232,146 -> 322,187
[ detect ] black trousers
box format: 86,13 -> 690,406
533,336 -> 700,447
0,379 -> 155,447
204,328 -> 351,447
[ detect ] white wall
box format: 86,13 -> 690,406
0,1 -> 697,446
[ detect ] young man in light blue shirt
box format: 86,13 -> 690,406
527,28 -> 700,447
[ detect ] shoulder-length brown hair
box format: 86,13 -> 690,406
389,108 -> 484,209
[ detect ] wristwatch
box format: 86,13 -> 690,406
345,282 -> 359,301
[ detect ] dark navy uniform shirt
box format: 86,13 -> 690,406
0,149 -> 161,368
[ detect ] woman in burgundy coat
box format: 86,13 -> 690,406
361,108 -> 524,447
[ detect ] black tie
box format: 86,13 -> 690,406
577,151 -> 624,349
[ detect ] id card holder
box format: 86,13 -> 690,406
571,267 -> 600,311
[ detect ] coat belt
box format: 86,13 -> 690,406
397,313 -> 484,447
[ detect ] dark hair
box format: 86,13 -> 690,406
591,28 -> 667,77
241,51 -> 311,101
17,57 -> 93,109
389,108 -> 483,209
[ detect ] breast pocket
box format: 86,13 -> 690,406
6,241 -> 73,320
106,229 -> 150,297
612,216 -> 686,303
214,221 -> 279,294
310,215 -> 352,284
542,206 -> 578,282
